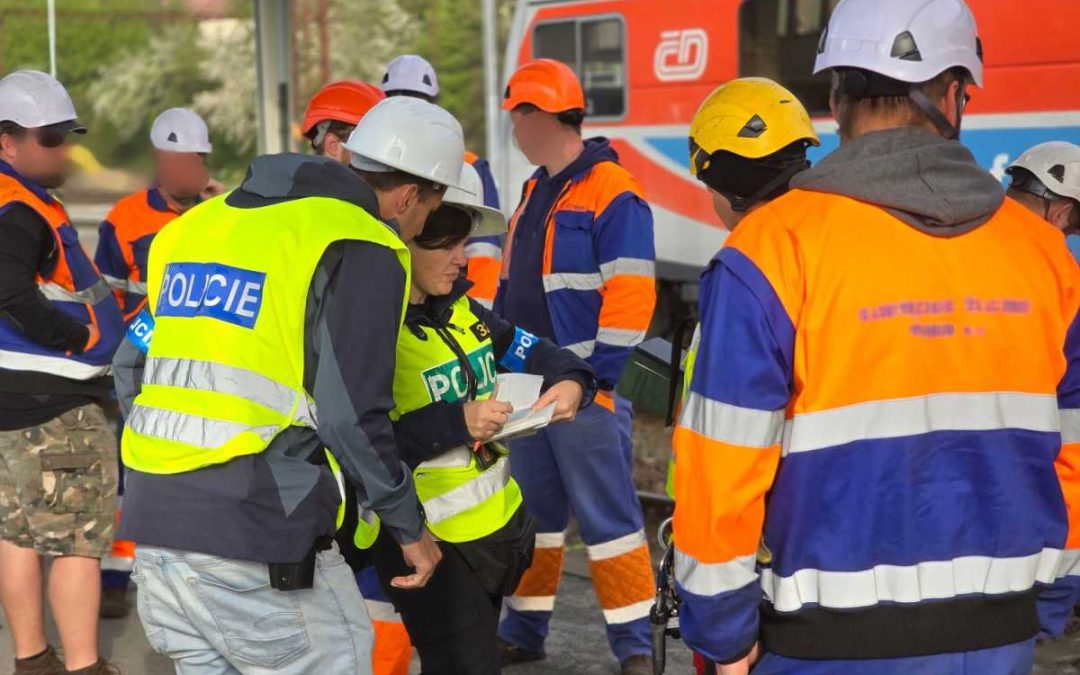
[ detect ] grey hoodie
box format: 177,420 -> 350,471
791,127 -> 1004,236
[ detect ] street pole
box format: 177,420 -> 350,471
47,0 -> 56,77
482,0 -> 499,175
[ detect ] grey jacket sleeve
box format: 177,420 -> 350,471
113,329 -> 148,419
308,241 -> 424,544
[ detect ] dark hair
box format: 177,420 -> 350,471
384,90 -> 436,104
413,204 -> 472,250
0,121 -> 26,142
307,120 -> 355,154
514,103 -> 585,133
832,67 -> 968,138
352,168 -> 445,201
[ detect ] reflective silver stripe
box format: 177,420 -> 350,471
103,275 -> 148,296
0,349 -> 110,380
674,549 -> 757,596
587,529 -> 647,561
761,548 -> 1061,612
103,274 -> 128,291
1057,548 -> 1080,579
417,446 -> 473,470
599,258 -> 655,281
566,340 -> 595,358
596,326 -> 646,347
543,272 -> 603,293
603,599 -> 654,625
506,595 -> 555,612
1062,408 -> 1080,444
473,297 -> 494,309
535,531 -> 566,548
142,357 -> 313,425
465,242 -> 502,261
421,455 -> 512,524
39,278 -> 112,305
783,392 -> 1060,456
678,392 -> 785,449
127,405 -> 279,449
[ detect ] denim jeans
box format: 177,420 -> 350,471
131,543 -> 373,674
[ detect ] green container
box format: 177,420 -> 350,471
616,337 -> 684,419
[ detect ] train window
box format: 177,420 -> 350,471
532,17 -> 627,119
738,0 -> 840,116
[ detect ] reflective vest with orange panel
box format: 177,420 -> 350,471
672,190 -> 1080,662
0,173 -> 124,380
496,159 -> 656,411
464,150 -> 502,308
95,188 -> 179,321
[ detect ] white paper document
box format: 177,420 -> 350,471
490,373 -> 555,441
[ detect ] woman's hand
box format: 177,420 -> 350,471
463,399 -> 513,441
533,380 -> 584,424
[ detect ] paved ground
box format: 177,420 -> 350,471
0,550 -> 693,675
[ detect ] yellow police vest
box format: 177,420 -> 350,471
354,294 -> 523,546
122,193 -> 410,474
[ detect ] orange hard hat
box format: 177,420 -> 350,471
301,80 -> 385,135
502,59 -> 585,114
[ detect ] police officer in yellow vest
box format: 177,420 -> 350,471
357,162 -> 595,675
111,97 -> 467,674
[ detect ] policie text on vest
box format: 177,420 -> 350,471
156,262 -> 266,329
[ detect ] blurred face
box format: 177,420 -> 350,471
710,189 -> 744,231
155,150 -> 210,205
409,238 -> 467,299
510,105 -> 562,165
0,125 -> 76,189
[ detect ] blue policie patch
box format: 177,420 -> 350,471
499,326 -> 539,373
126,308 -> 155,354
156,262 -> 266,329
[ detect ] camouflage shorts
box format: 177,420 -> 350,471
0,403 -> 119,558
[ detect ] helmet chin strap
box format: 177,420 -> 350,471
908,87 -> 962,141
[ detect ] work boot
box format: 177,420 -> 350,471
12,647 -> 64,675
98,587 -> 131,619
63,660 -> 121,675
498,638 -> 545,667
620,654 -> 653,675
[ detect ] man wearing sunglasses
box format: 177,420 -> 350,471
0,70 -> 125,675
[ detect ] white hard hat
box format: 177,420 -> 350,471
814,0 -> 984,87
344,97 -> 469,192
0,70 -> 84,132
150,108 -> 212,154
382,54 -> 440,99
443,163 -> 506,237
1006,142 -> 1080,202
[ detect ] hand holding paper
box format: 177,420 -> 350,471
532,379 -> 583,423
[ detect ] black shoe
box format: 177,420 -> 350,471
13,647 -> 65,675
99,587 -> 131,620
498,639 -> 545,667
64,659 -> 122,675
620,654 -> 653,675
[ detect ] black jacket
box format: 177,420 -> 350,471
392,277 -> 596,469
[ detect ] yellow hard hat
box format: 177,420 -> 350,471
689,77 -> 819,176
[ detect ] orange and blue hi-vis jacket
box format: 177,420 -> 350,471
463,150 -> 502,309
494,138 -> 656,404
673,129 -> 1080,663
95,187 -> 180,321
